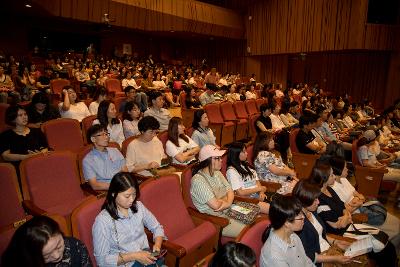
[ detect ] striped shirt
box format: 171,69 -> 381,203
260,229 -> 315,267
92,201 -> 166,267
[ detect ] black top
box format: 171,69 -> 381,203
46,237 -> 92,267
296,129 -> 317,154
38,75 -> 51,87
185,98 -> 201,109
0,128 -> 48,156
27,105 -> 60,124
296,211 -> 328,267
255,114 -> 272,133
317,187 -> 347,235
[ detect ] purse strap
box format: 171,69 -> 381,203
112,219 -> 128,267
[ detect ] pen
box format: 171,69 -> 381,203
352,260 -> 362,264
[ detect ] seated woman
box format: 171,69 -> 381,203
88,86 -> 107,115
209,242 -> 256,267
59,86 -> 91,122
357,130 -> 400,184
184,86 -> 201,109
225,84 -> 240,103
0,105 -> 48,169
144,91 -> 171,131
126,116 -> 167,177
329,156 -> 400,246
191,109 -> 218,148
83,124 -> 127,191
253,132 -> 297,195
226,142 -> 269,214
279,101 -> 299,128
26,91 -> 60,128
296,115 -> 326,155
92,172 -> 166,267
122,101 -> 142,138
93,100 -> 125,146
293,180 -> 355,266
190,145 -> 246,238
165,117 -> 199,165
255,103 -> 290,162
2,215 -> 92,267
260,195 -> 314,267
308,161 -> 399,266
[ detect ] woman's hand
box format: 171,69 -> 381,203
147,162 -> 160,169
258,185 -> 267,193
132,251 -> 156,265
62,89 -> 68,95
214,200 -> 231,212
334,239 -> 351,250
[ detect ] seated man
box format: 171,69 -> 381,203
119,85 -> 148,113
144,90 -> 171,131
83,124 -> 127,190
296,115 -> 326,154
199,87 -> 216,106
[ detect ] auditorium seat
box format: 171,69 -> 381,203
204,103 -> 235,147
71,195 -> 105,266
245,99 -> 259,116
139,175 -> 219,267
50,79 -> 70,96
41,118 -> 85,153
236,218 -> 270,267
105,78 -> 124,97
220,101 -> 248,141
20,151 -> 94,229
81,115 -> 97,144
0,103 -> 10,133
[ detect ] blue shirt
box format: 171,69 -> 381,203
83,147 -> 126,183
92,201 -> 166,267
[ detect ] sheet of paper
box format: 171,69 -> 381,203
230,205 -> 252,215
344,237 -> 372,257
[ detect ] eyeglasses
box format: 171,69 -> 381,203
212,156 -> 222,160
294,215 -> 305,221
93,132 -> 110,137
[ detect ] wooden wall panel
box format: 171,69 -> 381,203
33,0 -> 244,39
247,0 -> 394,55
259,54 -> 289,88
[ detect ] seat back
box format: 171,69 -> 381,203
81,115 -> 97,144
105,78 -> 122,94
249,114 -> 260,140
20,151 -> 85,211
236,219 -> 270,267
352,139 -> 361,166
0,103 -> 10,133
220,102 -> 237,121
140,175 -> 196,240
289,128 -> 300,153
157,130 -> 169,151
246,145 -> 255,167
113,96 -> 127,114
50,79 -> 70,95
181,108 -> 196,128
179,92 -> 187,109
0,163 -> 26,228
204,103 -> 224,124
233,101 -> 248,119
220,154 -> 228,176
77,145 -> 93,184
71,196 -> 105,266
245,99 -> 258,115
181,167 -> 196,209
42,118 -> 84,153
185,127 -> 194,138
256,99 -> 266,111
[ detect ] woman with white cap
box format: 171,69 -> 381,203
190,145 -> 246,238
356,129 -> 400,183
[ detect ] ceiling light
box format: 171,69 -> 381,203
25,4 -> 32,7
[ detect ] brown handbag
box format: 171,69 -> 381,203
323,244 -> 369,267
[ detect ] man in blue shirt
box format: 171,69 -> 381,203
83,124 -> 127,190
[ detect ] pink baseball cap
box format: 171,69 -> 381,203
198,145 -> 226,162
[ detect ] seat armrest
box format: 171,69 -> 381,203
260,181 -> 282,192
355,165 -> 388,174
80,183 -> 106,197
187,208 -> 229,227
162,240 -> 186,258
22,200 -> 46,216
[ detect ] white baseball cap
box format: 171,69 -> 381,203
198,145 -> 226,162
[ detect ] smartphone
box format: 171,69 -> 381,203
286,176 -> 293,182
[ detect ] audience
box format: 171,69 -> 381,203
88,86 -> 107,115
209,242 -> 256,267
191,109 -> 218,148
26,91 -> 60,128
122,101 -> 142,138
143,91 -> 171,131
59,86 -> 91,122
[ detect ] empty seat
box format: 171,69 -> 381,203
220,101 -> 248,141
50,79 -> 71,95
81,115 -> 97,144
41,118 -> 85,153
245,99 -> 259,116
105,78 -> 124,97
204,103 -> 235,147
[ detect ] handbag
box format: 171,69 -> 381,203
149,165 -> 177,178
225,201 -> 260,225
358,202 -> 387,226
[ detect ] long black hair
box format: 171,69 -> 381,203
2,216 -> 63,267
227,142 -> 254,181
97,100 -> 120,127
192,109 -> 208,131
102,172 -> 140,220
